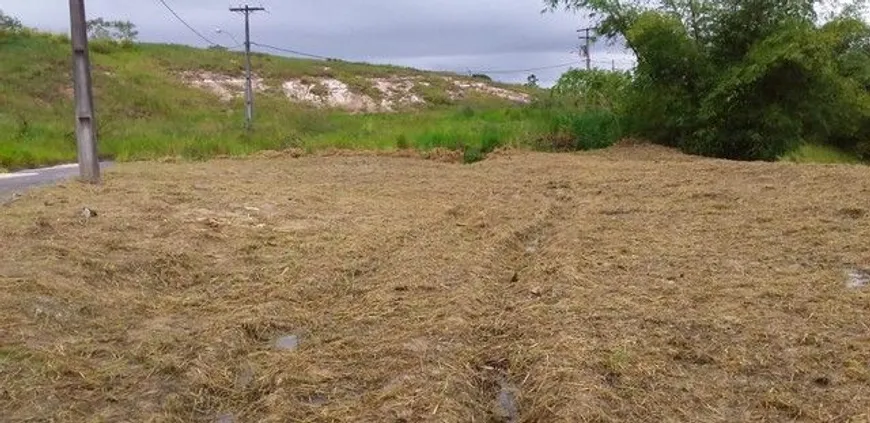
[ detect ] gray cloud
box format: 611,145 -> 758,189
2,0 -> 634,84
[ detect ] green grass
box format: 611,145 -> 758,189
3,30 -> 866,169
0,31 -> 555,168
0,31 -> 601,169
780,143 -> 863,164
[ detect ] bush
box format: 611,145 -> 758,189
545,0 -> 870,162
858,139 -> 870,160
90,38 -> 136,54
456,105 -> 476,118
419,88 -> 453,106
463,146 -> 486,163
537,109 -> 622,151
551,69 -> 631,111
87,18 -> 138,43
0,9 -> 22,33
0,9 -> 23,45
396,134 -> 409,149
532,68 -> 627,152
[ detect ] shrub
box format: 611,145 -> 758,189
86,18 -> 138,43
539,109 -> 622,151
420,88 -> 453,106
545,0 -> 870,161
90,38 -> 136,54
551,68 -> 631,111
479,124 -> 504,153
396,134 -> 409,149
463,146 -> 486,163
858,139 -> 870,160
0,9 -> 22,33
456,105 -> 476,118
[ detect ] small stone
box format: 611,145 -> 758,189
813,376 -> 831,387
501,271 -> 518,284
530,286 -> 543,297
275,335 -> 299,351
846,268 -> 870,289
494,381 -> 519,423
81,207 -> 97,218
234,363 -> 254,389
306,394 -> 328,406
839,207 -> 866,219
244,206 -> 260,212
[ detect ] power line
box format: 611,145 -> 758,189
250,42 -> 331,60
471,62 -> 580,75
155,0 -> 220,47
252,41 -> 584,74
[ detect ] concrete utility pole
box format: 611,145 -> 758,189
69,0 -> 100,183
578,27 -> 594,71
230,4 -> 265,130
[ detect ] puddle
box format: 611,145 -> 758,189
306,394 -> 328,406
275,334 -> 300,351
846,268 -> 870,289
234,363 -> 254,389
496,383 -> 519,423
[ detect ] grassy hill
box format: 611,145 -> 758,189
3,30 -> 862,171
0,31 -> 550,170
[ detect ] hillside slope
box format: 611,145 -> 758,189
0,32 -> 539,169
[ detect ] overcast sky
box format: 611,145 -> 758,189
1,0 -> 635,85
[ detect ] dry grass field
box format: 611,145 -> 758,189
2,146 -> 870,422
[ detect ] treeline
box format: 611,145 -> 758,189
546,0 -> 870,161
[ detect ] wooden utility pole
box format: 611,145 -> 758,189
577,27 -> 594,71
69,0 -> 100,183
230,4 -> 265,130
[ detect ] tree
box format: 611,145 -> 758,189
0,9 -> 23,33
552,68 -> 630,109
544,0 -> 870,160
87,18 -> 138,43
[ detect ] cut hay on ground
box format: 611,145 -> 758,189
1,147 -> 869,422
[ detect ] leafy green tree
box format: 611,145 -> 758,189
552,68 -> 630,110
87,18 -> 138,43
0,9 -> 23,33
544,0 -> 870,160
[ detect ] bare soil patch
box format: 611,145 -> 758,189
2,148 -> 870,422
180,71 -> 531,112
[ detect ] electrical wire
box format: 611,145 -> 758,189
249,42 -> 331,60
470,61 -> 580,74
249,42 -> 603,75
155,0 -> 221,47
155,0 -> 627,75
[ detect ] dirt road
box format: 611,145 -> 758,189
1,146 -> 869,422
